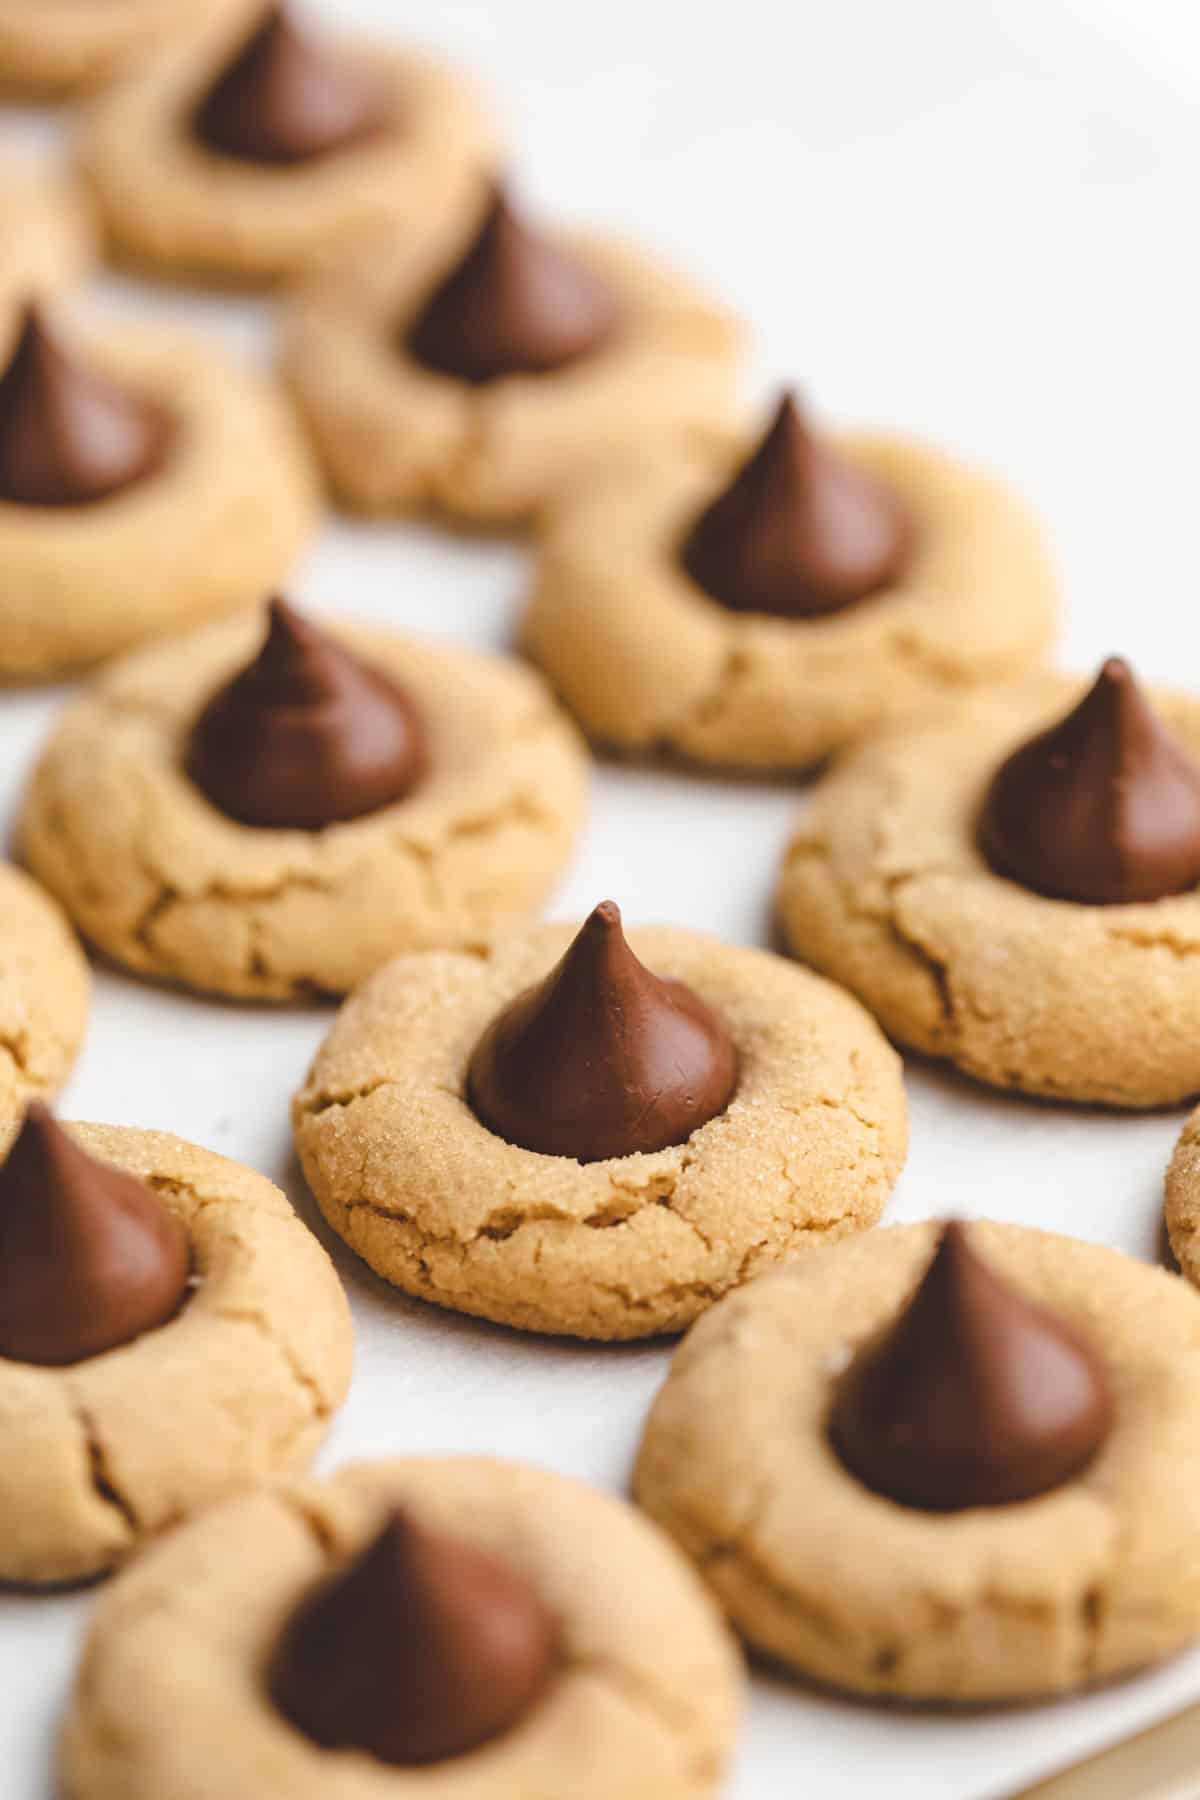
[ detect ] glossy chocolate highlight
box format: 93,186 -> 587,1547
829,1222 -> 1113,1511
980,657 -> 1200,906
269,1506 -> 558,1765
193,4 -> 388,166
681,392 -> 910,618
186,598 -> 425,831
467,900 -> 737,1162
0,1104 -> 191,1367
0,307 -> 169,508
408,189 -> 623,385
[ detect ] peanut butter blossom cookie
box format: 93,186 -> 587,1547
0,306 -> 316,676
524,391 -> 1057,768
0,1106 -> 352,1586
283,184 -> 741,525
79,1 -> 493,285
0,0 -> 251,94
293,902 -> 906,1339
0,863 -> 89,1146
61,1456 -> 741,1799
22,600 -> 588,999
778,657 -> 1200,1104
636,1219 -> 1200,1701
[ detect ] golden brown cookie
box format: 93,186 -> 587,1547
0,863 -> 89,1146
0,162 -> 94,329
523,428 -> 1056,769
0,0 -> 251,94
281,189 -> 741,527
636,1220 -> 1200,1701
1164,1111 -> 1200,1288
776,672 -> 1200,1105
21,613 -> 589,1000
0,319 -> 317,677
292,920 -> 907,1340
60,1456 -> 741,1799
79,3 -> 494,286
0,1122 -> 352,1586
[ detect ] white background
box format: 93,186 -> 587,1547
2,0 -> 1200,1794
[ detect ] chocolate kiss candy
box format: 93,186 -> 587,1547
0,1103 -> 190,1367
193,3 -> 387,165
269,1507 -> 558,1766
829,1222 -> 1113,1511
185,598 -> 425,831
407,188 -> 623,385
680,392 -> 911,618
0,307 -> 170,508
979,657 -> 1200,906
467,900 -> 737,1162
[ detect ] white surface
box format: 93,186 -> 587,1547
1,1 -> 1199,1795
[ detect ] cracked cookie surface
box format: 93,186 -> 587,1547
635,1220 -> 1200,1701
282,196 -> 741,527
523,432 -> 1056,769
61,1454 -> 741,1800
1163,1112 -> 1200,1290
0,1122 -> 352,1586
0,862 -> 89,1146
776,675 -> 1200,1105
0,0 -> 250,94
80,7 -> 494,284
0,324 -> 317,677
20,614 -> 589,1000
292,923 -> 907,1340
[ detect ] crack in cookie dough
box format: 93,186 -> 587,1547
61,1457 -> 741,1800
777,677 -> 1200,1104
637,1222 -> 1200,1702
0,1125 -> 351,1586
0,862 -> 90,1146
22,615 -> 588,1001
294,925 -> 906,1339
72,1403 -> 138,1542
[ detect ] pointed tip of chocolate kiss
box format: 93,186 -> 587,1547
979,655 -> 1200,905
466,900 -> 737,1162
406,187 -> 624,385
829,1219 -> 1113,1511
185,598 -> 425,831
680,386 -> 911,620
269,1505 -> 558,1767
0,303 -> 170,508
193,2 -> 388,166
0,1103 -> 190,1367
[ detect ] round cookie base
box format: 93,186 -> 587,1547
636,1221 -> 1200,1703
0,327 -> 318,679
293,924 -> 907,1340
60,1456 -> 741,1800
776,675 -> 1200,1106
282,208 -> 742,529
523,432 -> 1057,771
0,1123 -> 352,1587
79,16 -> 495,287
21,616 -> 589,1000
